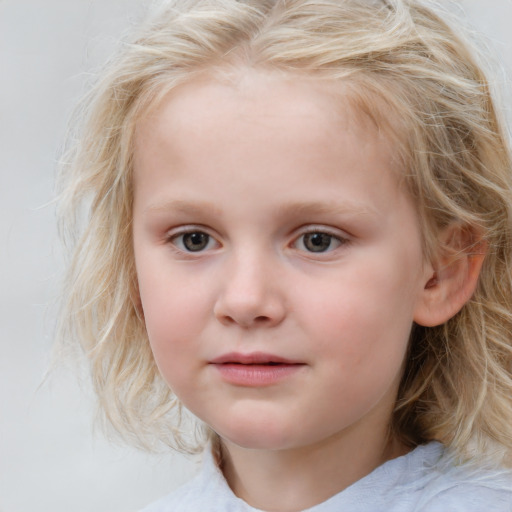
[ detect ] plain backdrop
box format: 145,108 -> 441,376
0,1 -> 511,511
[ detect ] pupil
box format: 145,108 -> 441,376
183,232 -> 209,251
304,233 -> 331,252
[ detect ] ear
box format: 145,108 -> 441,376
413,224 -> 486,327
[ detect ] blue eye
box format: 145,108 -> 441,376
296,232 -> 344,253
172,231 -> 215,252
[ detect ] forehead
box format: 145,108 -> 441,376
133,69 -> 403,193
132,69 -> 414,233
137,67 -> 385,138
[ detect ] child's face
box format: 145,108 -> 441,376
132,71 -> 431,454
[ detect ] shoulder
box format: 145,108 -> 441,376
139,475 -> 203,512
418,462 -> 512,511
345,442 -> 512,512
399,444 -> 512,512
138,447 -> 255,512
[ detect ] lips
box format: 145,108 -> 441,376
209,352 -> 306,386
210,352 -> 300,365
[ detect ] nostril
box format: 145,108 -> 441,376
218,314 -> 271,328
221,315 -> 237,325
213,291 -> 286,328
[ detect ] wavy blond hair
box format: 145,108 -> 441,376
58,0 -> 512,461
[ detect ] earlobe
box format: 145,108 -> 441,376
413,225 -> 487,327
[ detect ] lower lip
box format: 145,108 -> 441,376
211,363 -> 305,387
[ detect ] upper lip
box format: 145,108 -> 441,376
209,352 -> 303,365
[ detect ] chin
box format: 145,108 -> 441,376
214,419 -> 306,452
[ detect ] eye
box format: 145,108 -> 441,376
170,230 -> 217,252
295,231 -> 345,253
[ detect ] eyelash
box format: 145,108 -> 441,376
168,228 -> 218,253
166,226 -> 349,255
293,229 -> 348,254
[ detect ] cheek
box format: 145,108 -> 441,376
299,290 -> 411,428
137,271 -> 211,381
298,264 -> 416,372
139,261 -> 206,327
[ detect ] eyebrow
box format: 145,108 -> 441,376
143,199 -> 223,216
144,199 -> 377,218
275,200 -> 378,219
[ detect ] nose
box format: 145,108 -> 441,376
213,250 -> 286,328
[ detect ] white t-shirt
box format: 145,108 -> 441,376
141,442 -> 512,511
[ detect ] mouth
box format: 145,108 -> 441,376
209,352 -> 306,386
210,351 -> 302,365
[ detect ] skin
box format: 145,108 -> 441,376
132,69 -> 440,511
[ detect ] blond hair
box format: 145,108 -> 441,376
58,0 -> 512,461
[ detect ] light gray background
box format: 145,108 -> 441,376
1,1 -> 511,511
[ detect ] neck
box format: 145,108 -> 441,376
220,426 -> 410,512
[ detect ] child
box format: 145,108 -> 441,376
58,0 -> 512,510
